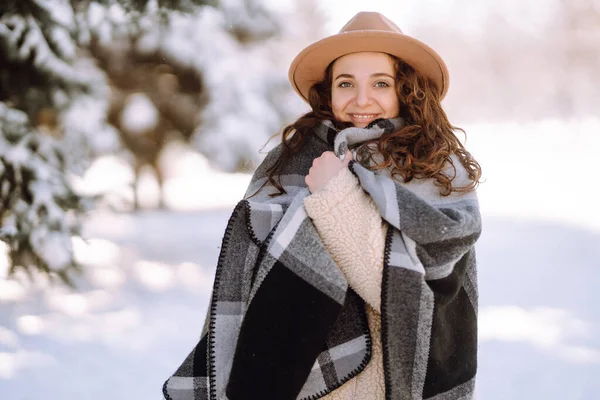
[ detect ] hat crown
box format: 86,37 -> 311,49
339,11 -> 403,34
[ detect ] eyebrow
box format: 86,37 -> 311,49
334,73 -> 395,80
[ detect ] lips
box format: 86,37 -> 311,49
348,113 -> 380,124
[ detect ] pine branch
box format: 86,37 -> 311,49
0,103 -> 89,286
0,12 -> 90,90
69,0 -> 216,13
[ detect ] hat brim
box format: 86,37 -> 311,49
288,31 -> 449,102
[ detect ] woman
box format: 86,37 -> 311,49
164,11 -> 482,400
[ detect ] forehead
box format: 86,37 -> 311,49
331,52 -> 395,75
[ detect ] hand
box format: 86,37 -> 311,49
305,150 -> 352,193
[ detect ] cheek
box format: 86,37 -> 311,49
331,92 -> 347,116
385,95 -> 400,116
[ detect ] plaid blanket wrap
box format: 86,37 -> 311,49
163,118 -> 481,400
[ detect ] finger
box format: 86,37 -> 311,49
320,152 -> 335,161
343,149 -> 353,166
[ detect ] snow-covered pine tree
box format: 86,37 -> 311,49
0,0 -> 211,283
0,104 -> 89,285
85,0 -> 289,174
83,0 -> 310,208
0,0 -> 322,284
0,0 -> 106,284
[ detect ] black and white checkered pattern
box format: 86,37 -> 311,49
163,118 -> 481,400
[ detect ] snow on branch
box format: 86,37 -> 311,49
0,103 -> 89,285
0,5 -> 89,90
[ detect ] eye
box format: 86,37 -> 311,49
338,81 -> 352,88
375,81 -> 390,88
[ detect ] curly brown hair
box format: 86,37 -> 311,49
258,55 -> 481,197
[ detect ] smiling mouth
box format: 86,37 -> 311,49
348,113 -> 380,122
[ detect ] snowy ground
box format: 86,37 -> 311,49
1,118 -> 599,399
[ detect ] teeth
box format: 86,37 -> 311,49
351,114 -> 377,119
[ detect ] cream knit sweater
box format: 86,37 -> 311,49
303,166 -> 388,400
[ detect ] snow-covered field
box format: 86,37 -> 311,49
1,118 -> 599,399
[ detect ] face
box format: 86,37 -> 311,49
330,52 -> 400,128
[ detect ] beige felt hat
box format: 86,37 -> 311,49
288,11 -> 450,102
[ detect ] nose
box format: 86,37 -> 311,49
354,86 -> 373,107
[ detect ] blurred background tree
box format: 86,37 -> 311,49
410,0 -> 600,123
0,0 -> 321,284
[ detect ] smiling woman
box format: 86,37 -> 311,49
164,11 -> 483,400
331,52 -> 400,128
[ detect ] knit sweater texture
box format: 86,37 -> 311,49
304,166 -> 387,400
